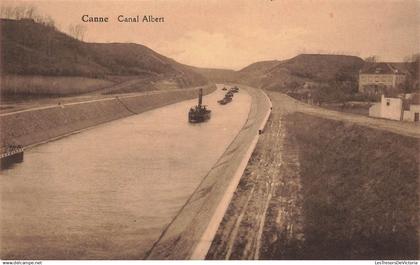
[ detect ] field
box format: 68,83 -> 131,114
1,75 -> 114,99
265,112 -> 419,259
321,102 -> 371,116
208,111 -> 419,260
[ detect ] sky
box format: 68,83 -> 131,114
3,0 -> 420,70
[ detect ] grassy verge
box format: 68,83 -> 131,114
274,112 -> 419,259
321,103 -> 371,116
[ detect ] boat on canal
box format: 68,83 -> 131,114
188,88 -> 211,123
225,91 -> 234,98
229,86 -> 239,93
218,96 -> 232,105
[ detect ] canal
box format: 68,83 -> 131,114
0,85 -> 251,259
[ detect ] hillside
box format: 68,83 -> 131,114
236,54 -> 365,90
235,60 -> 280,86
0,18 -> 207,95
187,66 -> 237,83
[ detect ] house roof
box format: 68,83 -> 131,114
360,62 -> 406,75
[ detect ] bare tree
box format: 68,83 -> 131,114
13,5 -> 27,19
33,14 -> 43,24
1,4 -> 38,20
24,5 -> 37,19
364,56 -> 379,63
68,24 -> 75,37
404,53 -> 420,63
0,5 -> 15,18
44,15 -> 55,28
68,24 -> 87,41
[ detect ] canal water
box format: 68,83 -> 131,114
0,85 -> 251,259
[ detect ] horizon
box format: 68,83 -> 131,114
1,0 -> 419,70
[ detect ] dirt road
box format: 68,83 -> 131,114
0,84 -> 213,115
206,90 -> 419,260
267,92 -> 420,138
206,109 -> 304,259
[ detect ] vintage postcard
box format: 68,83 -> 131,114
0,0 -> 419,263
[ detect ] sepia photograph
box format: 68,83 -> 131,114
0,0 -> 419,263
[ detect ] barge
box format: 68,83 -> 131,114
188,88 -> 211,123
1,145 -> 24,169
218,97 -> 232,105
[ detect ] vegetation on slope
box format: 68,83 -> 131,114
236,54 -> 364,89
1,75 -> 115,98
0,18 -> 207,98
235,54 -> 419,105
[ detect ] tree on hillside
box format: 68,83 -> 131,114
1,4 -> 34,19
24,5 -> 37,19
0,6 -> 12,18
0,4 -> 56,29
364,56 -> 379,63
311,80 -> 358,105
403,53 -> 420,63
68,24 -> 87,41
402,53 -> 420,91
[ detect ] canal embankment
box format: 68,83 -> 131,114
0,86 -> 216,148
206,90 -> 420,260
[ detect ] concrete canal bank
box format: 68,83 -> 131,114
0,86 -> 216,148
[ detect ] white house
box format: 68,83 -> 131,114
359,63 -> 407,93
369,95 -> 402,120
402,94 -> 420,122
403,105 -> 420,122
369,94 -> 420,122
